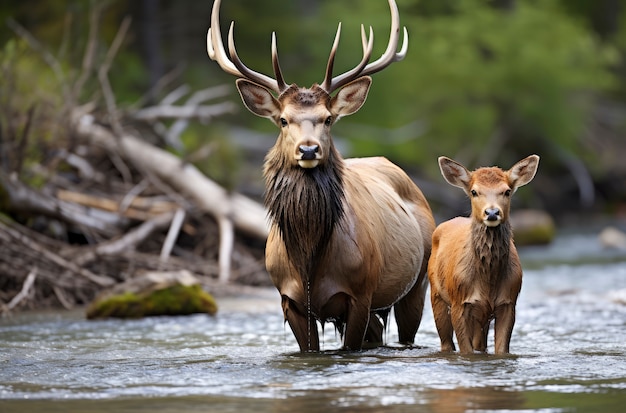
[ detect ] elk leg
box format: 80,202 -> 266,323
494,303 -> 515,354
395,271 -> 428,344
343,298 -> 370,351
431,292 -> 455,352
282,295 -> 320,352
455,301 -> 489,353
451,303 -> 476,353
363,313 -> 384,348
471,320 -> 489,353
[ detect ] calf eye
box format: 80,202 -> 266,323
470,190 -> 478,197
504,189 -> 511,197
324,116 -> 332,126
280,118 -> 288,127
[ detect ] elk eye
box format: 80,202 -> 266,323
280,118 -> 288,127
470,189 -> 478,197
324,116 -> 332,126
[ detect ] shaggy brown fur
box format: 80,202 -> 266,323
263,145 -> 345,280
235,77 -> 435,351
428,155 -> 539,354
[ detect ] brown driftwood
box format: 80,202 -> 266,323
72,111 -> 269,282
0,5 -> 271,314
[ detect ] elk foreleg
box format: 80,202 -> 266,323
493,303 -> 515,354
452,301 -> 490,354
343,298 -> 371,351
395,271 -> 428,344
431,292 -> 455,352
281,295 -> 319,352
363,312 -> 385,349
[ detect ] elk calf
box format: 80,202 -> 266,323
428,155 -> 539,354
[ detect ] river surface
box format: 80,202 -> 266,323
1,228 -> 625,412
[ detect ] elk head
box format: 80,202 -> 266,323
207,0 -> 408,169
438,155 -> 540,228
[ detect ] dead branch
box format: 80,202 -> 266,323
4,267 -> 37,312
72,211 -> 176,266
0,219 -> 116,287
0,171 -> 128,234
72,111 -> 269,281
132,102 -> 237,122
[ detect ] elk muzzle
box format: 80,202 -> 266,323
483,207 -> 502,227
297,144 -> 321,168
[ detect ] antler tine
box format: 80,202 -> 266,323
321,23 -> 342,93
359,0 -> 408,77
207,0 -> 283,94
271,32 -> 289,93
323,0 -> 407,94
323,24 -> 374,93
226,23 -> 282,93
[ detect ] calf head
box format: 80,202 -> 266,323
438,155 -> 540,227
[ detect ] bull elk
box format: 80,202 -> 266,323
207,0 -> 435,351
428,155 -> 539,354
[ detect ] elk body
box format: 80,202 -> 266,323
428,155 -> 539,354
207,0 -> 435,351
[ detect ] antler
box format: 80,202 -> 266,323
207,0 -> 288,94
321,0 -> 409,94
207,0 -> 407,96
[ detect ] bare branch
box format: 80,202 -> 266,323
98,15 -> 132,137
5,267 -> 38,311
0,220 -> 115,287
160,209 -> 186,262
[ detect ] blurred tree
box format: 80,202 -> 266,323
1,0 -> 623,216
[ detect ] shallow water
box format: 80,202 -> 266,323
1,230 -> 625,412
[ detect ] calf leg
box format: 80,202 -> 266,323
494,303 -> 516,354
453,302 -> 490,354
471,320 -> 489,353
395,273 -> 428,344
450,304 -> 472,353
431,292 -> 455,352
282,295 -> 319,352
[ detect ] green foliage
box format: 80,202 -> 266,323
2,0 -> 623,210
0,39 -> 66,185
180,123 -> 243,191
332,0 -> 618,176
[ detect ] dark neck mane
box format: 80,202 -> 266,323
470,221 -> 512,280
263,147 -> 345,281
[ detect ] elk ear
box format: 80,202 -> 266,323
508,154 -> 540,191
330,76 -> 371,119
438,156 -> 471,190
236,79 -> 281,122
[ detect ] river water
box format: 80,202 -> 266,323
1,229 -> 625,412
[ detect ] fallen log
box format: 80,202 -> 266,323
72,111 -> 269,282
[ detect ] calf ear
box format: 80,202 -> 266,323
508,154 -> 540,190
236,79 -> 281,124
330,76 -> 371,119
438,156 -> 471,190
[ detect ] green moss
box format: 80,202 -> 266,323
514,222 -> 555,246
86,285 -> 218,320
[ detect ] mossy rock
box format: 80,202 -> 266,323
511,209 -> 556,246
86,271 -> 217,319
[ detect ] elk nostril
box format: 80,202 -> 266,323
485,208 -> 500,221
299,145 -> 319,160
